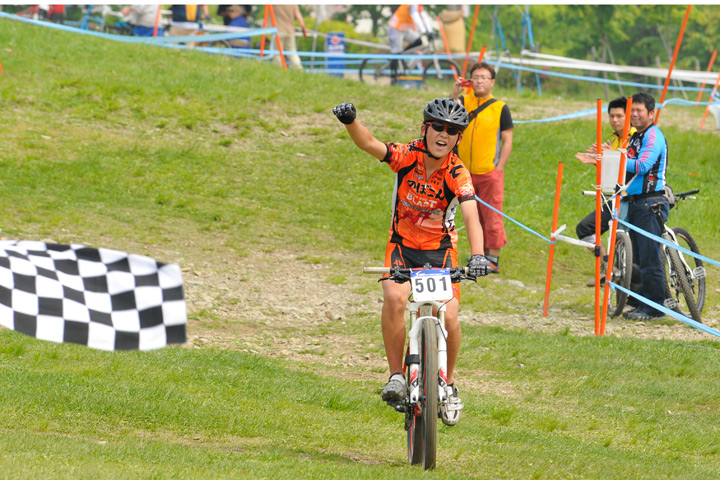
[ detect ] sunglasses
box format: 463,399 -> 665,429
427,122 -> 461,136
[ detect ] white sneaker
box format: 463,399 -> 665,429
440,384 -> 463,426
381,374 -> 406,403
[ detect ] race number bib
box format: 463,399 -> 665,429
410,269 -> 453,301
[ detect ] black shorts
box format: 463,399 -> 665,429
384,243 -> 459,282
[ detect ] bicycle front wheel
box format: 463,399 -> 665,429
672,227 -> 706,314
611,231 -> 633,317
359,58 -> 400,86
358,58 -> 376,84
420,317 -> 437,470
422,60 -> 460,88
665,229 -> 703,323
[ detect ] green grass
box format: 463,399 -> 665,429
1,18 -> 720,479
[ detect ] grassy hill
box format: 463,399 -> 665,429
2,18 -> 720,479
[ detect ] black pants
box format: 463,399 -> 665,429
575,204 -> 612,242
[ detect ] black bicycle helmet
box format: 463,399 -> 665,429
423,98 -> 469,132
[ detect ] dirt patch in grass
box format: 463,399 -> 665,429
180,247 -> 719,376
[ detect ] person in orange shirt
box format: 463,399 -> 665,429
332,98 -> 492,426
387,5 -> 434,81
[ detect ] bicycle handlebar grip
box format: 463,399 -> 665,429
363,267 -> 390,274
678,189 -> 700,197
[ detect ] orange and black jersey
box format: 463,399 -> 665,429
382,139 -> 476,251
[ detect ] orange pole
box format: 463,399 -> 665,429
695,49 -> 717,103
477,45 -> 486,63
260,6 -> 269,57
656,5 -> 692,124
0,56 -> 3,75
543,162 -> 564,317
267,5 -> 287,71
153,6 -> 162,37
594,99 -> 603,335
700,68 -> 720,128
600,97 -> 633,336
462,5 -> 481,78
436,16 -> 458,81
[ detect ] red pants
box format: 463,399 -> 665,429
471,169 -> 507,250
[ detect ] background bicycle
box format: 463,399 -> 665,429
608,189 -> 706,322
358,37 -> 459,88
654,189 -> 706,323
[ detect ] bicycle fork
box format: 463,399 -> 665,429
407,301 -> 449,405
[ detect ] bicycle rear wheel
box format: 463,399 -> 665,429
610,231 -> 633,317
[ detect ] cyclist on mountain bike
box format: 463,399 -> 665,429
332,98 -> 491,426
387,5 -> 436,80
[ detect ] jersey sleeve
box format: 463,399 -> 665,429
500,104 -> 514,131
382,142 -> 416,173
448,159 -> 476,203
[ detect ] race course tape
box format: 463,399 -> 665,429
474,195 -> 553,244
0,12 -> 277,44
615,218 -> 720,268
514,98 -> 714,124
609,281 -> 720,338
3,12 -> 713,126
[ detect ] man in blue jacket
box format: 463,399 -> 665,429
622,92 -> 669,321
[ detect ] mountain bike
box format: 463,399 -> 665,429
651,189 -> 706,323
363,265 -> 474,470
358,38 -> 459,88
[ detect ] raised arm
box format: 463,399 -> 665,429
332,102 -> 388,161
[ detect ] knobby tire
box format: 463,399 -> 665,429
358,58 -> 377,83
667,243 -> 702,323
422,60 -> 460,85
420,318 -> 437,470
672,227 -> 706,314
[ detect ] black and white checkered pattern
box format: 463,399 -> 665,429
0,241 -> 186,351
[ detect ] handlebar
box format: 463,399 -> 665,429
363,266 -> 470,275
363,266 -> 475,283
675,189 -> 699,200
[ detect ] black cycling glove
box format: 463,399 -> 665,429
468,254 -> 491,277
333,102 -> 356,125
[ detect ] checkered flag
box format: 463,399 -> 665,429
0,241 -> 187,351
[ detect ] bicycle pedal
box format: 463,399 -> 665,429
693,267 -> 706,279
663,298 -> 678,309
387,400 -> 407,413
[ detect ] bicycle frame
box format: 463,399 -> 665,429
661,226 -> 704,285
406,299 -> 449,405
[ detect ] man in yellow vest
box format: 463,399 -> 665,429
452,61 -> 514,273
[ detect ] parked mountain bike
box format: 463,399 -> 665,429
608,189 -> 706,322
652,189 -> 706,323
358,38 -> 459,88
363,265 -> 475,470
